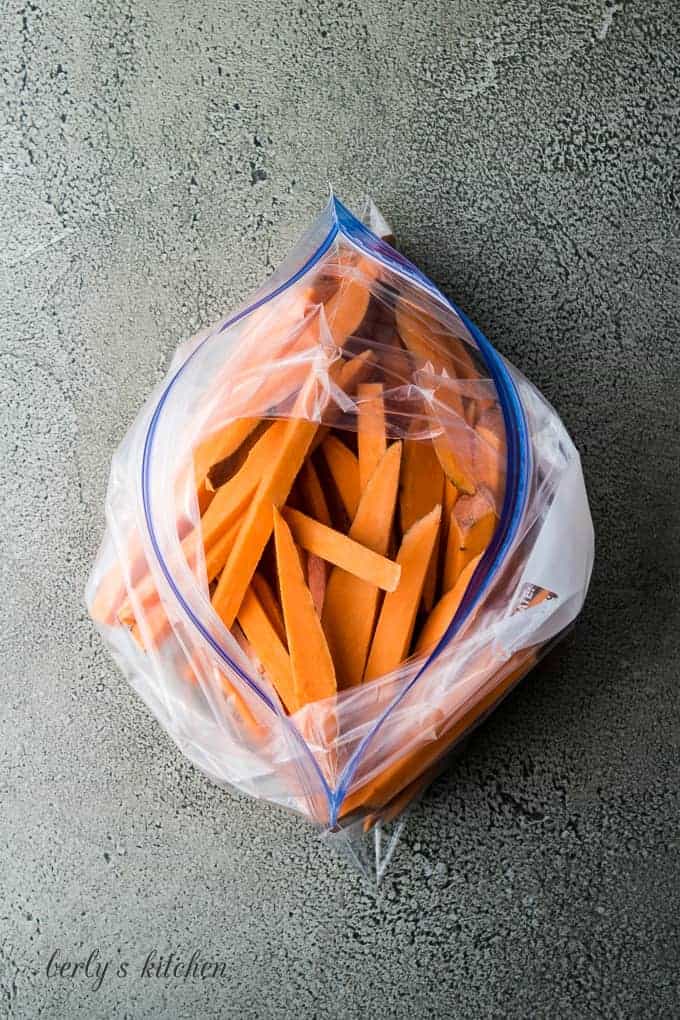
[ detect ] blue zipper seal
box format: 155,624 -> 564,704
140,197 -> 531,827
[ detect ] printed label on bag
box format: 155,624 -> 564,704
513,583 -> 558,614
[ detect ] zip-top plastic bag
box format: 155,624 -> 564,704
87,197 -> 594,881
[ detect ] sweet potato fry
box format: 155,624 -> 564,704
193,417 -> 260,510
432,431 -> 476,496
415,554 -> 482,655
395,302 -> 478,495
323,266 -> 372,343
273,508 -> 336,709
200,421 -> 287,549
357,382 -> 386,492
321,435 -> 361,521
473,406 -> 506,506
237,584 -> 296,714
298,459 -> 332,526
399,431 -> 445,610
117,509 -> 244,629
364,504 -> 442,682
250,572 -> 286,646
322,442 -> 403,689
212,417 -> 318,628
442,511 -> 466,592
282,507 -> 401,591
443,491 -> 496,591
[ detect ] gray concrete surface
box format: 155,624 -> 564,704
2,0 -> 679,1017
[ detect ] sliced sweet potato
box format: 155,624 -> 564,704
117,511 -> 244,628
395,300 -> 478,495
323,264 -> 372,343
129,598 -> 171,652
298,459 -> 332,526
364,504 -> 442,682
237,584 -> 296,714
432,431 -> 476,496
415,554 -> 482,655
282,507 -> 401,591
443,490 -> 496,592
212,417 -> 318,628
399,431 -> 446,610
308,349 -> 374,457
193,417 -> 260,511
439,477 -> 459,583
357,382 -> 387,492
200,421 -> 287,550
250,572 -> 286,646
442,511 -> 466,592
473,406 -> 506,506
273,508 -> 336,709
320,435 -> 360,521
185,512 -> 243,589
322,442 -> 402,689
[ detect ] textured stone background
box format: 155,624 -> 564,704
1,1 -> 679,1017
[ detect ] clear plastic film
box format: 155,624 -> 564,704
86,197 -> 594,880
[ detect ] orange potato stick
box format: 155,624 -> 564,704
250,572 -> 287,646
322,442 -> 403,689
236,585 -> 296,714
200,420 -> 288,549
443,476 -> 459,521
323,266 -> 372,343
364,504 -> 442,682
432,431 -> 476,496
395,298 -> 477,494
90,530 -> 151,626
475,406 -> 504,449
212,416 -> 318,628
455,492 -> 497,557
443,491 -> 496,591
399,432 -> 445,610
474,407 -> 506,506
321,435 -> 361,521
395,301 -> 466,415
193,417 -> 261,485
204,513 -> 244,583
308,349 -> 374,456
399,433 -> 445,534
336,348 -> 374,393
415,554 -> 482,655
282,507 -> 401,591
394,302 -> 456,371
297,459 -> 332,526
463,510 -> 496,558
442,511 -> 466,592
273,508 -> 336,709
91,564 -> 128,627
357,382 -> 386,491
439,477 -> 459,587
185,654 -> 264,736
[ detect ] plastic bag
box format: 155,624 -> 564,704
86,196 -> 594,881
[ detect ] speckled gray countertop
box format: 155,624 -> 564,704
2,2 -> 679,1017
